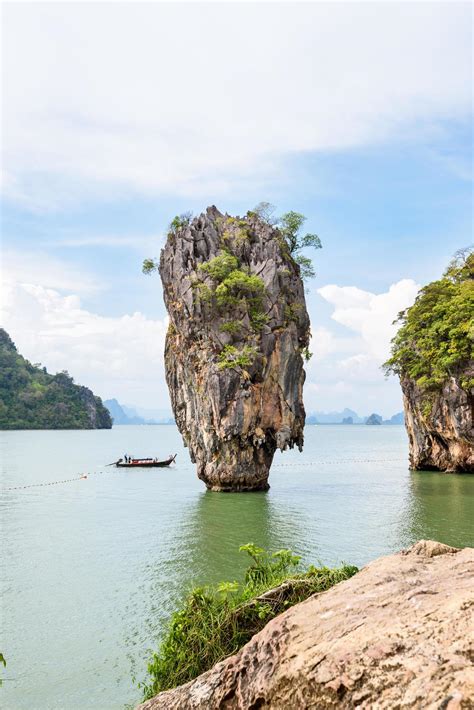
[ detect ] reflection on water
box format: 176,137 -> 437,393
403,471 -> 474,548
133,490 -> 302,678
1,425 -> 473,710
181,490 -> 303,585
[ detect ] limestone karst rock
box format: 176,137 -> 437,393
384,251 -> 473,472
136,541 -> 474,709
401,371 -> 473,471
159,207 -> 310,491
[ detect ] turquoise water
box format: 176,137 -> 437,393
1,425 -> 473,709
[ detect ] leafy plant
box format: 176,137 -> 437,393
142,258 -> 158,275
249,310 -> 269,332
196,252 -> 267,340
284,302 -> 303,323
384,248 -> 474,395
169,212 -> 192,234
215,270 -> 265,308
141,545 -> 358,699
198,252 -> 239,282
253,203 -> 321,280
220,320 -> 242,335
217,345 -> 258,370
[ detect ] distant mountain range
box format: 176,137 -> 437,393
306,408 -> 404,425
105,400 -> 403,427
104,399 -> 175,425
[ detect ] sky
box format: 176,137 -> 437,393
1,1 -> 472,418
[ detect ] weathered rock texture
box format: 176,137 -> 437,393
402,371 -> 474,472
159,207 -> 310,491
138,540 -> 474,709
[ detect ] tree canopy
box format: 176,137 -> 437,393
0,329 -> 112,429
253,202 -> 321,279
384,248 -> 474,392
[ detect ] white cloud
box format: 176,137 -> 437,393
301,279 -> 421,415
0,265 -> 421,416
1,249 -> 104,294
48,234 -> 163,250
317,279 -> 420,360
0,280 -> 170,408
2,2 -> 471,209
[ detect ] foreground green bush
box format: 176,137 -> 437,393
142,545 -> 357,699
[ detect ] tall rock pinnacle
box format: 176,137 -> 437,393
159,206 -> 311,491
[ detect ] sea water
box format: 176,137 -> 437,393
1,425 -> 473,709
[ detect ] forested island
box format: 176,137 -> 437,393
385,249 -> 473,471
0,329 -> 112,430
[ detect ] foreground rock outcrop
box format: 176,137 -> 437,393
402,372 -> 474,472
137,541 -> 474,709
159,207 -> 310,491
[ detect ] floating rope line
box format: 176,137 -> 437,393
2,467 -> 115,491
273,458 -> 407,467
2,458 -> 407,491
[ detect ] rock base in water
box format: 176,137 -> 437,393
137,540 -> 474,709
402,374 -> 474,472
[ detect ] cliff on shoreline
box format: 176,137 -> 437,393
0,329 -> 112,430
385,250 -> 473,472
158,207 -> 311,491
138,540 -> 474,709
401,371 -> 473,471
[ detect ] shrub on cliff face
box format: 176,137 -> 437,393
253,202 -> 322,280
217,344 -> 258,370
141,545 -> 357,699
194,251 -> 268,344
384,249 -> 474,393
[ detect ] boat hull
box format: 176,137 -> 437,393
115,455 -> 176,468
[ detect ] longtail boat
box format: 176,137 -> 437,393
115,455 -> 177,468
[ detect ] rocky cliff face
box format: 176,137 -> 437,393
401,371 -> 473,472
137,540 -> 474,709
159,207 -> 310,491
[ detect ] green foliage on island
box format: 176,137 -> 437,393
142,203 -> 322,280
198,252 -> 266,314
0,329 -> 112,430
198,252 -> 239,281
142,205 -> 319,371
252,202 -> 322,280
384,249 -> 474,393
141,544 -> 357,699
195,251 -> 267,370
217,344 -> 259,370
